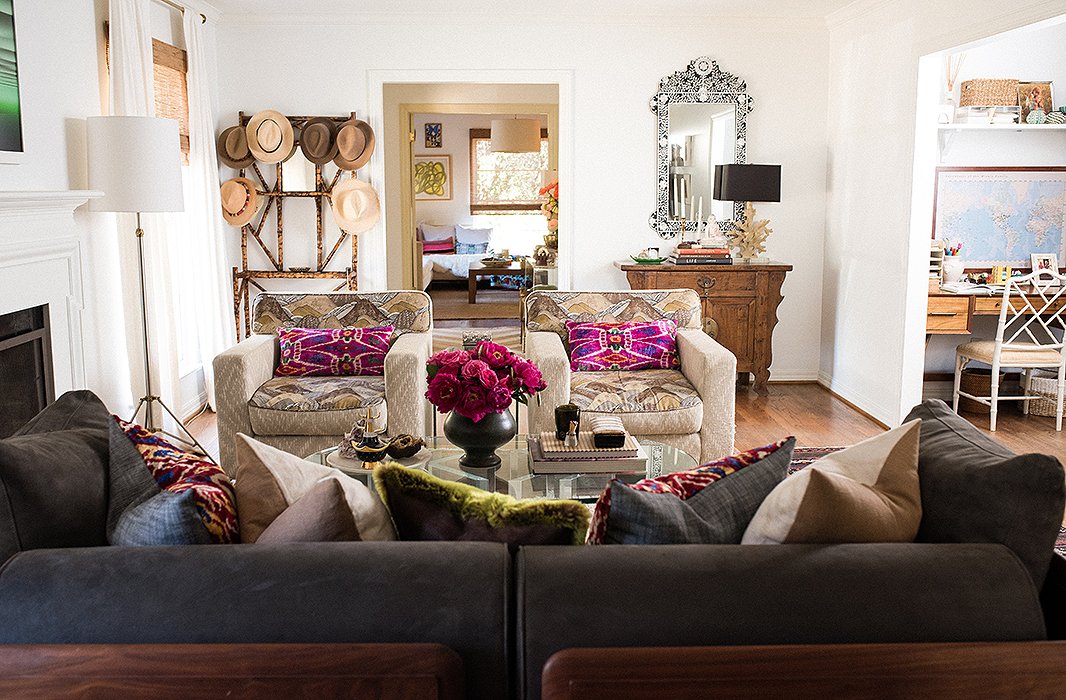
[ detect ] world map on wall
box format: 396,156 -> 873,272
934,170 -> 1066,265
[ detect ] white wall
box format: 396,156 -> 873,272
214,10 -> 831,382
822,0 -> 1066,426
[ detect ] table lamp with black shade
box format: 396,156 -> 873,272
87,115 -> 213,459
714,164 -> 782,263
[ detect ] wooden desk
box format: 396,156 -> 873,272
927,291 -> 1066,334
619,261 -> 792,392
467,261 -> 523,303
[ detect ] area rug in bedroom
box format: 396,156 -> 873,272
429,287 -> 520,320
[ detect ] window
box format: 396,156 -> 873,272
469,128 -> 549,213
152,38 -> 190,164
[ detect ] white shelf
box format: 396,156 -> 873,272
938,123 -> 1066,131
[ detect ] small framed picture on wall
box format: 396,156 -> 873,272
424,123 -> 442,148
1018,81 -> 1054,122
1031,252 -> 1059,273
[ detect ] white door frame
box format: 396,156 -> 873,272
366,68 -> 575,292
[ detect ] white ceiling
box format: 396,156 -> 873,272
205,0 -> 857,19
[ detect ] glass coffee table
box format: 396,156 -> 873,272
306,436 -> 698,503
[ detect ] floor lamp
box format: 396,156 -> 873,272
87,116 -> 213,459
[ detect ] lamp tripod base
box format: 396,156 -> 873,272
129,394 -> 216,463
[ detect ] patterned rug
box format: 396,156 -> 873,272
792,446 -> 1066,558
432,326 -> 523,354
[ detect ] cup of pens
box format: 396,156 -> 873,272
942,242 -> 965,284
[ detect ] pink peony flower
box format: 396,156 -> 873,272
488,383 -> 513,412
426,372 -> 461,413
456,385 -> 490,423
428,348 -> 470,370
478,341 -> 513,369
460,359 -> 492,381
477,366 -> 498,388
513,358 -> 547,393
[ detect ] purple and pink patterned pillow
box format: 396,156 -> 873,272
566,320 -> 680,372
275,326 -> 394,377
422,237 -> 455,254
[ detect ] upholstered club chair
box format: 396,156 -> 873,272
213,292 -> 433,471
524,289 -> 736,464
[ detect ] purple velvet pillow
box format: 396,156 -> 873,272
567,320 -> 680,372
422,237 -> 455,254
275,326 -> 394,377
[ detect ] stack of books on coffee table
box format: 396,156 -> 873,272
528,432 -> 648,473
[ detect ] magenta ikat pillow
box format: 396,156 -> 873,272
275,326 -> 394,377
566,320 -> 680,372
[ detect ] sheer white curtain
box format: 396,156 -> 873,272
108,0 -> 182,431
181,12 -> 235,409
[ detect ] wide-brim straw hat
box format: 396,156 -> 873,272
300,117 -> 339,165
333,118 -> 376,171
220,177 -> 263,227
330,177 -> 380,233
246,109 -> 295,164
217,125 -> 255,168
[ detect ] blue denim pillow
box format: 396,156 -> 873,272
456,241 -> 489,255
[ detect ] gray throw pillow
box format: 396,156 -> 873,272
604,437 -> 796,544
107,418 -> 212,546
111,490 -> 213,546
905,399 -> 1065,587
256,478 -> 361,544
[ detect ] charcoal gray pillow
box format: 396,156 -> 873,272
111,490 -> 213,546
0,390 -> 110,561
604,437 -> 796,544
106,418 -> 212,546
905,399 -> 1065,587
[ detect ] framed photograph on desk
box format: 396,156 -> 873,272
933,166 -> 1066,266
1031,253 -> 1059,273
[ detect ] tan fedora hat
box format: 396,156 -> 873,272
333,118 -> 376,171
217,126 -> 255,168
246,109 -> 294,164
300,117 -> 339,165
330,177 -> 380,233
220,177 -> 263,227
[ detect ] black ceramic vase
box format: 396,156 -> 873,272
444,408 -> 517,469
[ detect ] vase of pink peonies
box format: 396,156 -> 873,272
426,341 -> 546,468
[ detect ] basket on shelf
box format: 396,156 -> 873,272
958,79 -> 1019,107
1028,370 -> 1063,417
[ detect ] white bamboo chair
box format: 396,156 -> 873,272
953,270 -> 1066,431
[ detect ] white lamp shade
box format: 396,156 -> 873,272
87,116 -> 185,213
490,118 -> 541,153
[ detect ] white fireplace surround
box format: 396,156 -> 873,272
0,191 -> 101,397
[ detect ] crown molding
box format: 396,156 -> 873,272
825,0 -> 897,31
0,191 -> 103,219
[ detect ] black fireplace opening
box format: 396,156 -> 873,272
0,305 -> 54,438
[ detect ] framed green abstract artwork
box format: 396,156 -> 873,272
414,155 -> 451,201
0,0 -> 21,161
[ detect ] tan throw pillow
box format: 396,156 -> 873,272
741,420 -> 922,544
234,434 -> 395,542
256,478 -> 361,544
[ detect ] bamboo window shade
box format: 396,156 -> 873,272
102,25 -> 190,164
152,39 -> 190,164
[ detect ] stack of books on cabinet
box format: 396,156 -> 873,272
929,240 -> 944,292
669,243 -> 733,265
528,432 -> 648,473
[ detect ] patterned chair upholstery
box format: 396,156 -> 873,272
213,292 -> 433,471
524,290 -> 736,463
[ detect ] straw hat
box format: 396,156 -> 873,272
300,117 -> 339,165
246,109 -> 294,164
330,177 -> 380,233
217,126 -> 254,168
220,177 -> 262,227
333,118 -> 375,171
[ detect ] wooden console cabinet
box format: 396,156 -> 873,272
619,261 -> 792,392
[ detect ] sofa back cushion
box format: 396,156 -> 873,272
525,290 -> 702,339
0,390 -> 110,561
252,292 -> 431,336
419,223 -> 455,242
905,399 -> 1066,588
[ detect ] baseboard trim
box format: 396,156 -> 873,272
765,370 -> 821,382
817,371 -> 891,429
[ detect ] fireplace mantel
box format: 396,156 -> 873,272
0,190 -> 101,219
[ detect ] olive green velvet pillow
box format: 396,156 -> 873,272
373,463 -> 589,548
